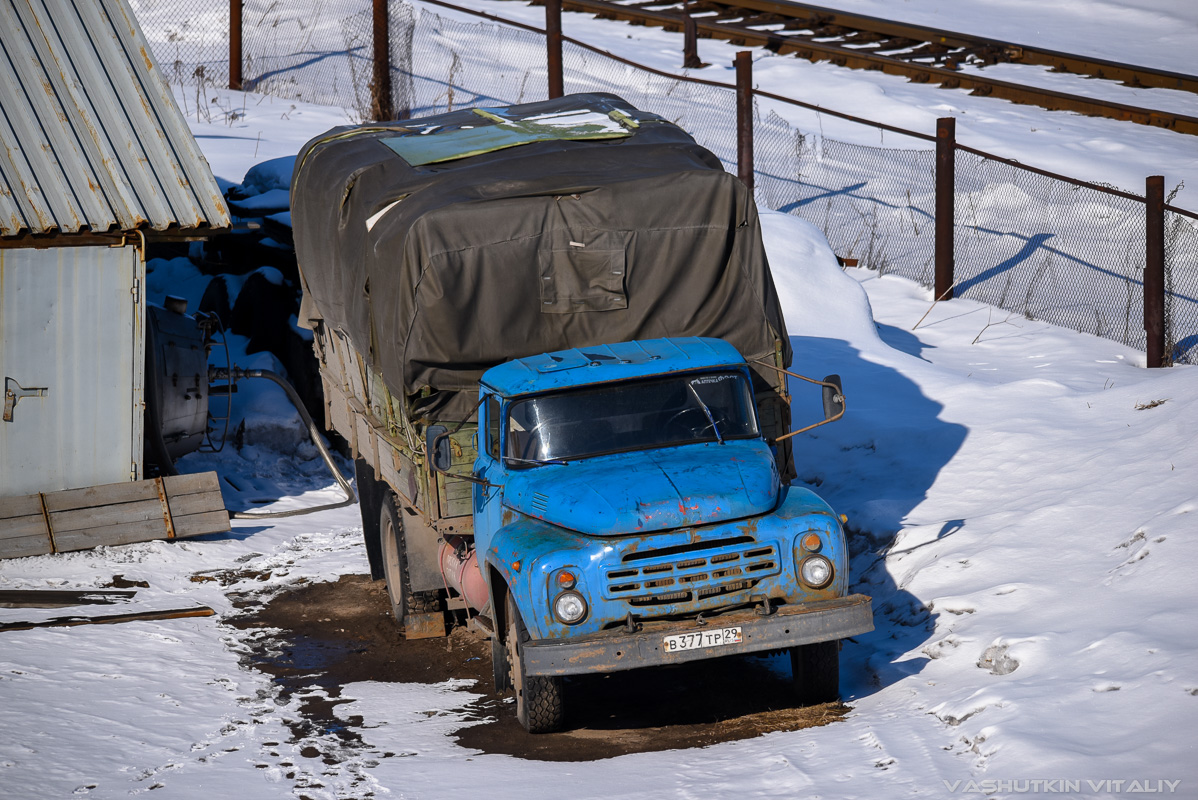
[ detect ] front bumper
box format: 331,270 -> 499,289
522,594 -> 873,676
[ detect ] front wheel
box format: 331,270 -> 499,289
790,640 -> 840,705
505,591 -> 564,733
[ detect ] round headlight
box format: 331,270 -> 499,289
554,591 -> 588,624
800,555 -> 834,588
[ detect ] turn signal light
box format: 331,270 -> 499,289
802,533 -> 822,552
556,570 -> 577,589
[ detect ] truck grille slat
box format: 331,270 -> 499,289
605,539 -> 779,601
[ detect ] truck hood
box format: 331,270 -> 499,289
502,440 -> 780,535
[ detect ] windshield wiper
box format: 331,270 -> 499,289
503,456 -> 569,467
687,381 -> 724,444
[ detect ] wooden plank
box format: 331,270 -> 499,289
164,490 -> 225,518
42,480 -> 160,513
0,534 -> 52,559
52,518 -> 167,552
0,606 -> 215,632
0,589 -> 135,607
171,510 -> 231,538
0,494 -> 44,521
356,407 -> 379,473
49,498 -> 163,534
328,389 -> 354,450
162,471 -> 222,498
2,473 -> 230,560
0,513 -> 49,541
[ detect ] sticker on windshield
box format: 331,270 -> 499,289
691,375 -> 736,385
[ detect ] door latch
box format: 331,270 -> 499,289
3,378 -> 49,422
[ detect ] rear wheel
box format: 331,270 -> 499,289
505,591 -> 564,733
790,640 -> 840,705
379,493 -> 439,631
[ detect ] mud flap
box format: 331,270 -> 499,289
404,610 -> 447,640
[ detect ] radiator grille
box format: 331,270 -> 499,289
605,539 -> 779,605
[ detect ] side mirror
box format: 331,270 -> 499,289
427,424 -> 452,474
822,375 -> 844,421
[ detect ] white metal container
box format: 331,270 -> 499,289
0,244 -> 144,496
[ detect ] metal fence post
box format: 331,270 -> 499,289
1145,175 -> 1166,367
683,16 -> 702,69
935,117 -> 956,300
372,0 -> 394,121
736,52 -> 753,191
229,0 -> 242,91
546,0 -> 564,99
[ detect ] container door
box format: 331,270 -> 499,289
0,245 -> 144,496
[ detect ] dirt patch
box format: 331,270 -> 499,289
230,574 -> 847,761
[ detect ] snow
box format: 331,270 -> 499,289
433,0 -> 1198,211
242,156 -> 298,196
3,2 -> 1198,798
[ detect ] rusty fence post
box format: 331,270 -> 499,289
736,52 -> 753,191
546,0 -> 564,99
934,117 -> 956,301
229,0 -> 242,90
1145,175 -> 1166,367
372,0 -> 394,121
683,16 -> 702,69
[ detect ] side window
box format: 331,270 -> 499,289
486,395 -> 501,460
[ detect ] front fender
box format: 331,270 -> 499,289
485,515 -> 607,640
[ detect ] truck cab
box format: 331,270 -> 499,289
431,337 -> 873,732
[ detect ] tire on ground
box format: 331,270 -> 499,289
505,590 -> 564,733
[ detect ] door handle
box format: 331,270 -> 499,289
3,377 -> 49,422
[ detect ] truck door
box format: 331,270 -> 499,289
472,393 -> 506,543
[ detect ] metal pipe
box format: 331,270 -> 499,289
546,0 -> 564,98
229,0 -> 243,91
210,368 -> 357,518
683,15 -> 702,69
935,117 -> 956,301
372,0 -> 393,120
1145,175 -> 1166,367
735,51 -> 753,191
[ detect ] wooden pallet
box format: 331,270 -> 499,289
0,472 -> 229,560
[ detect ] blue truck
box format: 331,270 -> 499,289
292,93 -> 873,732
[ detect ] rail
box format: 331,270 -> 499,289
535,0 -> 1198,137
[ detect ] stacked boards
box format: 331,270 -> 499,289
0,472 -> 228,560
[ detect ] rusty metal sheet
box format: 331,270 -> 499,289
0,0 -> 230,238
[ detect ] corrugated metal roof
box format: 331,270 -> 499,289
0,0 -> 231,238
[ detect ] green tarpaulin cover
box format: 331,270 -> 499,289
292,93 -> 791,419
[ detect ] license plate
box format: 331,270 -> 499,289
663,626 -> 743,653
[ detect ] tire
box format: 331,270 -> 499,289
790,640 -> 840,705
378,492 -> 439,632
505,591 -> 564,733
492,619 -> 512,693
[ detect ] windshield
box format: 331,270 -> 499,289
505,371 -> 759,463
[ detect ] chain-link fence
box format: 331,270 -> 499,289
136,0 -> 1198,365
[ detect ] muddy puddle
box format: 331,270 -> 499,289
229,574 -> 846,762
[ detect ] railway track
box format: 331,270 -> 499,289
538,0 -> 1198,136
